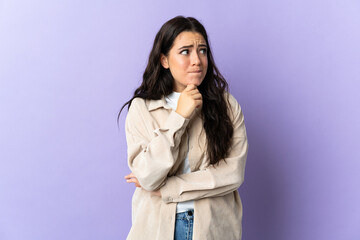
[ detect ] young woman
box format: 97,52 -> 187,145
118,16 -> 249,240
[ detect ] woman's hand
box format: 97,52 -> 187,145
124,172 -> 141,187
124,172 -> 162,197
176,84 -> 203,119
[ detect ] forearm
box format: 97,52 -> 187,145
160,137 -> 249,203
126,107 -> 190,191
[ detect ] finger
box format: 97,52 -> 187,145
127,180 -> 139,186
188,89 -> 200,95
131,177 -> 140,184
126,173 -> 136,179
126,177 -> 138,183
128,180 -> 141,188
195,99 -> 203,107
192,93 -> 202,99
124,174 -> 133,179
185,84 -> 197,91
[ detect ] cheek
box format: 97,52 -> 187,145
172,56 -> 188,69
203,57 -> 208,68
202,59 -> 208,76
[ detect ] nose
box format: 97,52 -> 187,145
191,51 -> 201,66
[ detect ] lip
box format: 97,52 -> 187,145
189,70 -> 202,73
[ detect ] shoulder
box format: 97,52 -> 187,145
125,97 -> 156,138
223,91 -> 247,138
129,97 -> 146,110
126,97 -> 148,124
129,97 -> 161,112
225,91 -> 240,106
126,97 -> 164,123
127,97 -> 151,116
223,91 -> 242,120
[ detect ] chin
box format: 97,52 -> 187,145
189,80 -> 202,86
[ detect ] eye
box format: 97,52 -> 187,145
200,48 -> 207,54
180,49 -> 189,55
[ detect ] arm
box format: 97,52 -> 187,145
159,93 -> 249,203
125,98 -> 190,191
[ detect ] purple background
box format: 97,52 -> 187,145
1,0 -> 359,239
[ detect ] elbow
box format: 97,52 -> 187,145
233,172 -> 245,190
128,156 -> 173,192
138,173 -> 167,192
140,180 -> 164,192
236,175 -> 245,189
140,179 -> 158,191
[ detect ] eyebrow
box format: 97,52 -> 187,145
178,44 -> 208,50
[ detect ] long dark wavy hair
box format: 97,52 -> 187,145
117,16 -> 234,166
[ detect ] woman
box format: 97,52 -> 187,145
118,16 -> 249,240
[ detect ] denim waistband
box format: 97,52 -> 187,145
176,209 -> 194,219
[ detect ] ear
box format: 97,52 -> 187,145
160,53 -> 169,69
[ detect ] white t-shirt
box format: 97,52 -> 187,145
165,91 -> 194,213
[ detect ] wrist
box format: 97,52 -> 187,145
175,109 -> 190,119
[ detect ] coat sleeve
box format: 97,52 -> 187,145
125,97 -> 190,191
159,93 -> 249,203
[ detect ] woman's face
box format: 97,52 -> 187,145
160,31 -> 208,92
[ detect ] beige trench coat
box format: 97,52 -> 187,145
125,91 -> 249,240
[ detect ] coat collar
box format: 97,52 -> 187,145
147,95 -> 202,120
147,95 -> 173,111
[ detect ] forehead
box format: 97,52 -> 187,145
172,31 -> 206,46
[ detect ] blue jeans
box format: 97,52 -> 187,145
174,210 -> 194,240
